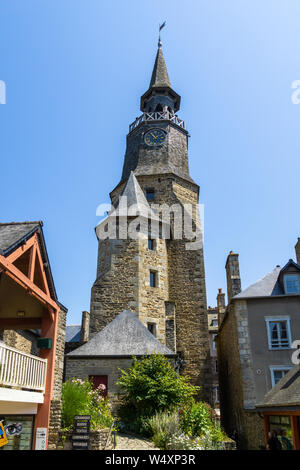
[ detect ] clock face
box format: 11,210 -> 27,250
144,129 -> 166,146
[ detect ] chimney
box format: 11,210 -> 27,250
217,288 -> 226,325
80,311 -> 90,343
226,251 -> 241,303
295,238 -> 300,266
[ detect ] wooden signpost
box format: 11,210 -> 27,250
72,415 -> 91,450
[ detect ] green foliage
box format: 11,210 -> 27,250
145,405 -> 228,450
179,401 -> 228,443
117,354 -> 198,428
61,378 -> 114,430
179,401 -> 212,437
146,411 -> 180,449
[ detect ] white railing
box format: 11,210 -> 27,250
129,111 -> 186,132
0,343 -> 47,392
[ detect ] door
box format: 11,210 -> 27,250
89,375 -> 108,397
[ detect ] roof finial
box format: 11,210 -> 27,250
158,21 -> 166,48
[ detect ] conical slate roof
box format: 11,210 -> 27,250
113,172 -> 157,219
149,47 -> 171,89
67,310 -> 175,357
95,172 -> 169,241
106,172 -> 162,224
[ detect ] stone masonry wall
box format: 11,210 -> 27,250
90,239 -> 140,337
0,329 -> 39,355
217,300 -> 265,449
96,173 -> 211,399
65,357 -> 133,412
48,308 -> 66,450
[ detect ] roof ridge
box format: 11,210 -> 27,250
0,221 -> 43,226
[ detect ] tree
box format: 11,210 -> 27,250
117,354 -> 199,420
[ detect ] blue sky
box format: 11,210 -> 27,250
1,1 -> 300,323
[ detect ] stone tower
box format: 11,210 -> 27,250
89,39 -> 211,399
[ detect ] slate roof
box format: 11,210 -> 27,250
112,172 -> 159,219
258,365 -> 300,408
95,173 -> 165,240
0,222 -> 41,255
67,310 -> 176,357
66,325 -> 81,343
233,267 -> 282,299
150,46 -> 171,89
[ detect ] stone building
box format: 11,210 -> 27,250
217,243 -> 300,449
0,221 -> 67,450
207,307 -> 219,410
66,39 -> 211,400
65,310 -> 176,409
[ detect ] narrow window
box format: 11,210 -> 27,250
215,386 -> 219,403
148,239 -> 155,250
146,188 -> 155,202
150,270 -> 157,287
147,322 -> 157,337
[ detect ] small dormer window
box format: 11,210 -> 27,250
284,274 -> 300,294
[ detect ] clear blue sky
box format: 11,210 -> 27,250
1,1 -> 300,323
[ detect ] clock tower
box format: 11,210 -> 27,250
89,39 -> 211,399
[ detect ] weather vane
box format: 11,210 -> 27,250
158,21 -> 166,48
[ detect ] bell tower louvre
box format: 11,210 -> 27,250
89,37 -> 211,399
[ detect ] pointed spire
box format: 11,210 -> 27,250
149,46 -> 171,89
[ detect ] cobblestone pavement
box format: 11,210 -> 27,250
114,433 -> 159,450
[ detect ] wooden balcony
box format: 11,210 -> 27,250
0,343 -> 47,393
129,110 -> 186,133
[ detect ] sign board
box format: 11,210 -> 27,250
35,427 -> 47,450
72,415 -> 90,450
0,422 -> 8,448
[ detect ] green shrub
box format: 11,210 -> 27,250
147,411 -> 180,449
61,378 -> 114,430
117,354 -> 198,431
179,401 -> 228,443
179,401 -> 212,437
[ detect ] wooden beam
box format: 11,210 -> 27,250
28,244 -> 37,282
6,234 -> 36,264
0,317 -> 42,329
0,254 -> 58,312
34,239 -> 50,296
